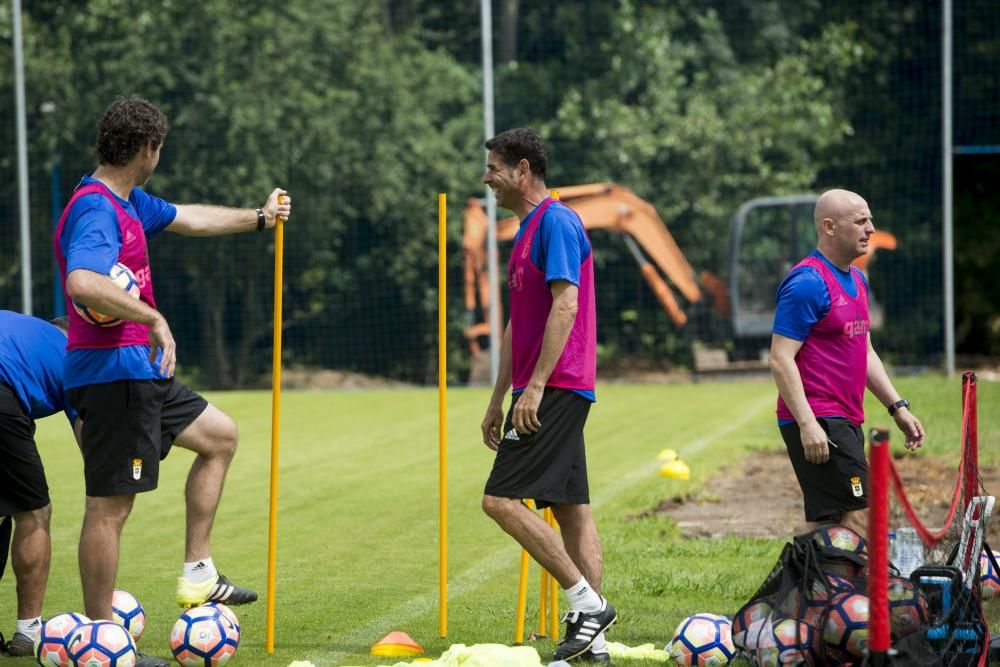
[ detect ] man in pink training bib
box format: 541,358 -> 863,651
54,97 -> 290,667
479,128 -> 615,663
769,189 -> 924,538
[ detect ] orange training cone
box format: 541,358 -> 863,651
370,631 -> 424,657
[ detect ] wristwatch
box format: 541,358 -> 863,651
888,398 -> 910,416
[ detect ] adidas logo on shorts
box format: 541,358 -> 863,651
504,428 -> 520,441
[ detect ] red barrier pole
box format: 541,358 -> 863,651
962,371 -> 978,510
868,428 -> 891,664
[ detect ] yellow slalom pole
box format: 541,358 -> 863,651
514,548 -> 530,644
546,508 -> 559,641
538,566 -> 549,638
265,195 -> 288,654
438,193 -> 448,638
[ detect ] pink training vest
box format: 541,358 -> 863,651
53,182 -> 157,350
777,256 -> 869,425
507,198 -> 596,392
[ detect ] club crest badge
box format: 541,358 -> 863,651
133,458 -> 143,480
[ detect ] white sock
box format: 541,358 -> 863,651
564,578 -> 603,613
17,617 -> 41,639
591,632 -> 608,654
182,557 -> 218,584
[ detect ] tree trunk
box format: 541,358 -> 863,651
200,293 -> 232,389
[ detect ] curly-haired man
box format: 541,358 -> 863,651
54,96 -> 290,666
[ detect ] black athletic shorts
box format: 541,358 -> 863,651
484,387 -> 592,509
780,417 -> 868,523
0,384 -> 50,515
68,378 -> 208,497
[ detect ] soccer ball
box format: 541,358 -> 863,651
813,525 -> 867,578
668,613 -> 736,666
34,612 -> 91,667
887,577 -> 928,639
812,525 -> 866,554
821,570 -> 854,593
823,591 -> 869,660
170,605 -> 240,666
67,620 -> 137,667
756,618 -> 821,667
72,262 -> 141,326
111,589 -> 145,642
204,602 -> 241,649
980,550 -> 1000,598
732,598 -> 773,650
205,602 -> 241,647
775,570 -> 853,631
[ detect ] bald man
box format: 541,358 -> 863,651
768,189 -> 924,538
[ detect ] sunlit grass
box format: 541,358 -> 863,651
1,375 -> 994,665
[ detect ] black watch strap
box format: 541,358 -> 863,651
888,398 -> 910,416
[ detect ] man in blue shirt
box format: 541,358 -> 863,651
54,97 -> 291,657
480,129 -> 613,663
0,312 -> 78,657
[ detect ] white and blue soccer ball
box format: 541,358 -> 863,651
668,612 -> 736,666
170,605 -> 240,666
205,601 -> 241,647
67,620 -> 137,667
33,612 -> 91,667
111,589 -> 146,642
72,262 -> 141,327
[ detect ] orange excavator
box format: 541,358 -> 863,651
463,183 -> 897,361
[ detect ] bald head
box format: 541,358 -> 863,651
813,188 -> 875,268
814,189 -> 868,228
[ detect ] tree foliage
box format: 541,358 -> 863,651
6,0 -> 481,386
0,0 -> 995,384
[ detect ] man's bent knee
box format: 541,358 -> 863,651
482,495 -> 517,521
177,405 -> 238,459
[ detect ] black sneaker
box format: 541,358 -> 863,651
6,631 -> 34,657
176,572 -> 258,607
551,598 -> 617,661
136,651 -> 172,667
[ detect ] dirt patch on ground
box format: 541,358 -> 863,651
645,449 -> 1000,548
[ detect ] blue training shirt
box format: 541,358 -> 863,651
772,250 -> 869,342
512,200 -> 596,402
59,175 -> 177,390
0,311 -> 77,424
772,250 -> 869,424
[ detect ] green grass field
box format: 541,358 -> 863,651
1,375 -> 996,665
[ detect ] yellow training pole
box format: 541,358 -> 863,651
545,508 -> 559,641
265,196 -> 287,654
538,565 -> 549,638
438,193 -> 448,638
514,547 -> 530,643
